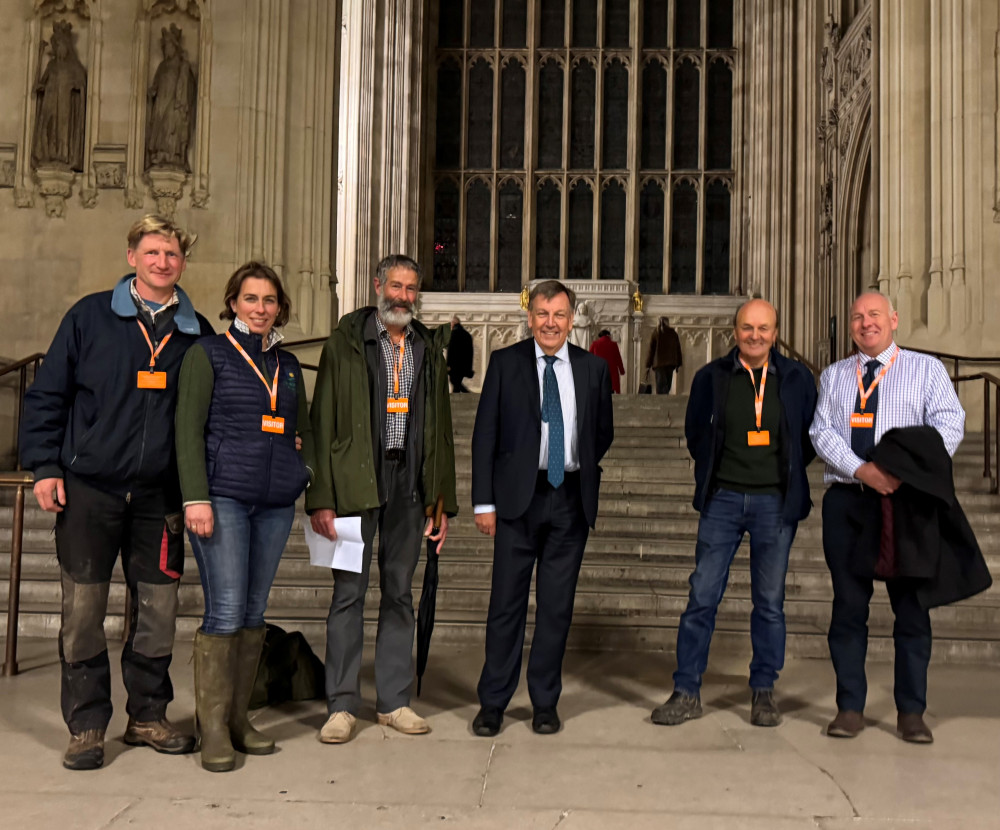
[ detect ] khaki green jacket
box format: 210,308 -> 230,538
305,307 -> 458,517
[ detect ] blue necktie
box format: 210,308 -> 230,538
851,359 -> 880,459
542,355 -> 564,488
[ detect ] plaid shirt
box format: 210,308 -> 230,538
375,315 -> 415,451
810,342 -> 966,484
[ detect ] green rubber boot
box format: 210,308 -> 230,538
194,629 -> 237,772
229,626 -> 275,755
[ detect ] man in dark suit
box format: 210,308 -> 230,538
447,315 -> 474,392
470,280 -> 614,736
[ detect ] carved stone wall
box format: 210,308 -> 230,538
0,0 -> 340,360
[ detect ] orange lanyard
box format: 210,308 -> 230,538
226,330 -> 280,413
856,348 -> 898,411
137,321 -> 172,371
738,358 -> 768,430
392,336 -> 405,398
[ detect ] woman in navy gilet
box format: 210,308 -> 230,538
175,261 -> 314,772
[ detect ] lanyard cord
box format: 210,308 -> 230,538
225,330 -> 280,412
856,347 -> 899,411
137,321 -> 172,371
738,358 -> 767,430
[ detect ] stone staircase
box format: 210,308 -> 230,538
2,394 -> 1000,663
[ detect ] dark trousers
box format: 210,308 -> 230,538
324,457 -> 425,715
654,366 -> 676,394
449,369 -> 469,393
477,472 -> 589,711
55,474 -> 184,733
822,484 -> 932,714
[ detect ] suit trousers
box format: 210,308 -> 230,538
324,457 -> 425,715
477,472 -> 589,711
822,484 -> 932,714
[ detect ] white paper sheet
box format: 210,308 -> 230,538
302,516 -> 365,573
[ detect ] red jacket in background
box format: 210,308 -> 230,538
589,335 -> 625,394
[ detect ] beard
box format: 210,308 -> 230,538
377,292 -> 414,328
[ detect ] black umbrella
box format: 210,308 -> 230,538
416,495 -> 445,696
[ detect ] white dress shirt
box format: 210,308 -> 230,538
474,339 -> 579,514
809,342 -> 966,484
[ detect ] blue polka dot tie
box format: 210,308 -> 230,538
851,359 -> 881,459
542,354 -> 564,488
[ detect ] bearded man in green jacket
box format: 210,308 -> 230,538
307,254 -> 458,744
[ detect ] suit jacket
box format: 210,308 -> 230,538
471,337 -> 614,528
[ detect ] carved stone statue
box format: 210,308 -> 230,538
146,24 -> 197,171
32,21 -> 87,171
568,301 -> 593,350
519,284 -> 530,310
631,288 -> 644,313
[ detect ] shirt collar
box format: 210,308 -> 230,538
375,313 -> 414,342
731,348 -> 776,375
868,342 -> 899,366
534,339 -> 570,364
233,316 -> 284,351
130,278 -> 178,318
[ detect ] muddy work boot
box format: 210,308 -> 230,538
750,689 -> 782,727
123,717 -> 196,754
63,728 -> 106,770
651,691 -> 703,726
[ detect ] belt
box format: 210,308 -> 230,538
384,448 -> 405,461
535,469 -> 580,489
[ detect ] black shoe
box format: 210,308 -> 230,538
750,689 -> 782,727
531,706 -> 560,735
472,706 -> 503,737
63,729 -> 105,770
651,691 -> 702,726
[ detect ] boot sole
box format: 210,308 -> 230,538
123,735 -> 196,754
651,710 -> 702,726
202,756 -> 236,772
235,742 -> 275,755
63,752 -> 104,771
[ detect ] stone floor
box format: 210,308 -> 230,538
1,637 -> 999,830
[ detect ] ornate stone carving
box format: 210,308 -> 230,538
35,0 -> 90,18
124,186 -> 146,209
146,0 -> 200,20
32,20 -> 87,172
93,161 -> 125,188
145,167 -> 186,217
34,166 -> 74,217
79,185 -> 97,207
0,162 -> 14,187
145,24 -> 197,172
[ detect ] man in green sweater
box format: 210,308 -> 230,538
651,300 -> 818,729
306,254 -> 457,744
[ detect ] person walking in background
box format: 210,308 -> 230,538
589,329 -> 625,394
447,315 -> 474,393
19,214 -> 212,770
646,316 -> 683,394
307,254 -> 458,744
651,300 -> 817,729
470,280 -> 613,737
175,261 -> 314,771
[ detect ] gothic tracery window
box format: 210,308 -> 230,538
428,0 -> 737,293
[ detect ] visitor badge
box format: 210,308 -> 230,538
850,413 -> 874,429
262,415 -> 285,434
387,397 -> 409,414
747,430 -> 770,447
137,371 -> 167,389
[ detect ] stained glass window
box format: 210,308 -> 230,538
570,60 -> 596,169
497,180 -> 524,290
426,0 -> 737,294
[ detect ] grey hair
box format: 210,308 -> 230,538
528,279 -> 576,311
375,254 -> 422,287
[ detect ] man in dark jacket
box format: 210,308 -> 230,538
651,299 -> 817,728
646,316 -> 683,394
307,254 -> 458,745
20,214 -> 213,770
447,315 -> 474,392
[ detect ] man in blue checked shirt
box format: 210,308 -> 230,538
810,291 -> 965,744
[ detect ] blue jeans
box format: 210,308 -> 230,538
188,496 -> 295,635
673,489 -> 797,694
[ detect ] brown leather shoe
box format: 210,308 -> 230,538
123,717 -> 196,754
826,709 -> 865,738
63,729 -> 105,770
897,712 -> 934,744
